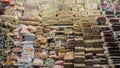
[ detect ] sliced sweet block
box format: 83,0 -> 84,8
74,32 -> 83,37
85,48 -> 94,53
75,52 -> 85,56
57,15 -> 73,20
91,26 -> 100,35
93,59 -> 101,64
93,64 -> 102,68
74,55 -> 85,63
74,38 -> 84,46
57,11 -> 73,16
85,59 -> 93,65
96,53 -> 105,58
81,22 -> 90,27
64,52 -> 74,62
83,36 -> 92,40
74,64 -> 86,68
64,62 -> 74,68
94,48 -> 104,53
85,53 -> 93,59
64,0 -> 75,3
93,39 -> 103,48
58,19 -> 73,24
75,46 -> 85,52
84,40 -> 93,48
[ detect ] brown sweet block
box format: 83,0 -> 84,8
92,35 -> 101,39
64,52 -> 74,62
81,22 -> 90,27
64,62 -> 74,68
84,40 -> 93,48
74,56 -> 85,63
83,36 -> 92,40
85,53 -> 93,59
93,59 -> 101,64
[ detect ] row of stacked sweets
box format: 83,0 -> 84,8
101,0 -> 120,68
3,0 -> 102,26
101,11 -> 120,68
80,17 -> 109,68
0,1 -> 38,67
0,15 -> 17,67
7,24 -> 36,68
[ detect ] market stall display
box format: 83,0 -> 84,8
0,0 -> 119,68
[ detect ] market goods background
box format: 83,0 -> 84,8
0,0 -> 120,68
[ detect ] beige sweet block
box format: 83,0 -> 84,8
64,52 -> 74,62
93,64 -> 102,68
64,0 -> 76,3
85,3 -> 91,10
82,27 -> 91,33
80,18 -> 89,23
80,11 -> 88,16
91,26 -> 100,35
92,35 -> 101,39
64,63 -> 74,68
91,3 -> 98,9
57,15 -> 73,20
42,16 -> 57,21
74,64 -> 86,68
81,22 -> 90,27
75,47 -> 85,52
83,36 -> 92,40
56,0 -> 64,3
84,40 -> 93,47
75,52 -> 85,56
57,11 -> 73,16
74,56 -> 85,63
94,10 -> 101,15
87,10 -> 94,15
76,0 -> 85,3
74,12 -> 82,17
58,19 -> 72,24
94,48 -> 104,51
89,22 -> 97,26
85,48 -> 94,52
42,20 -> 57,24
